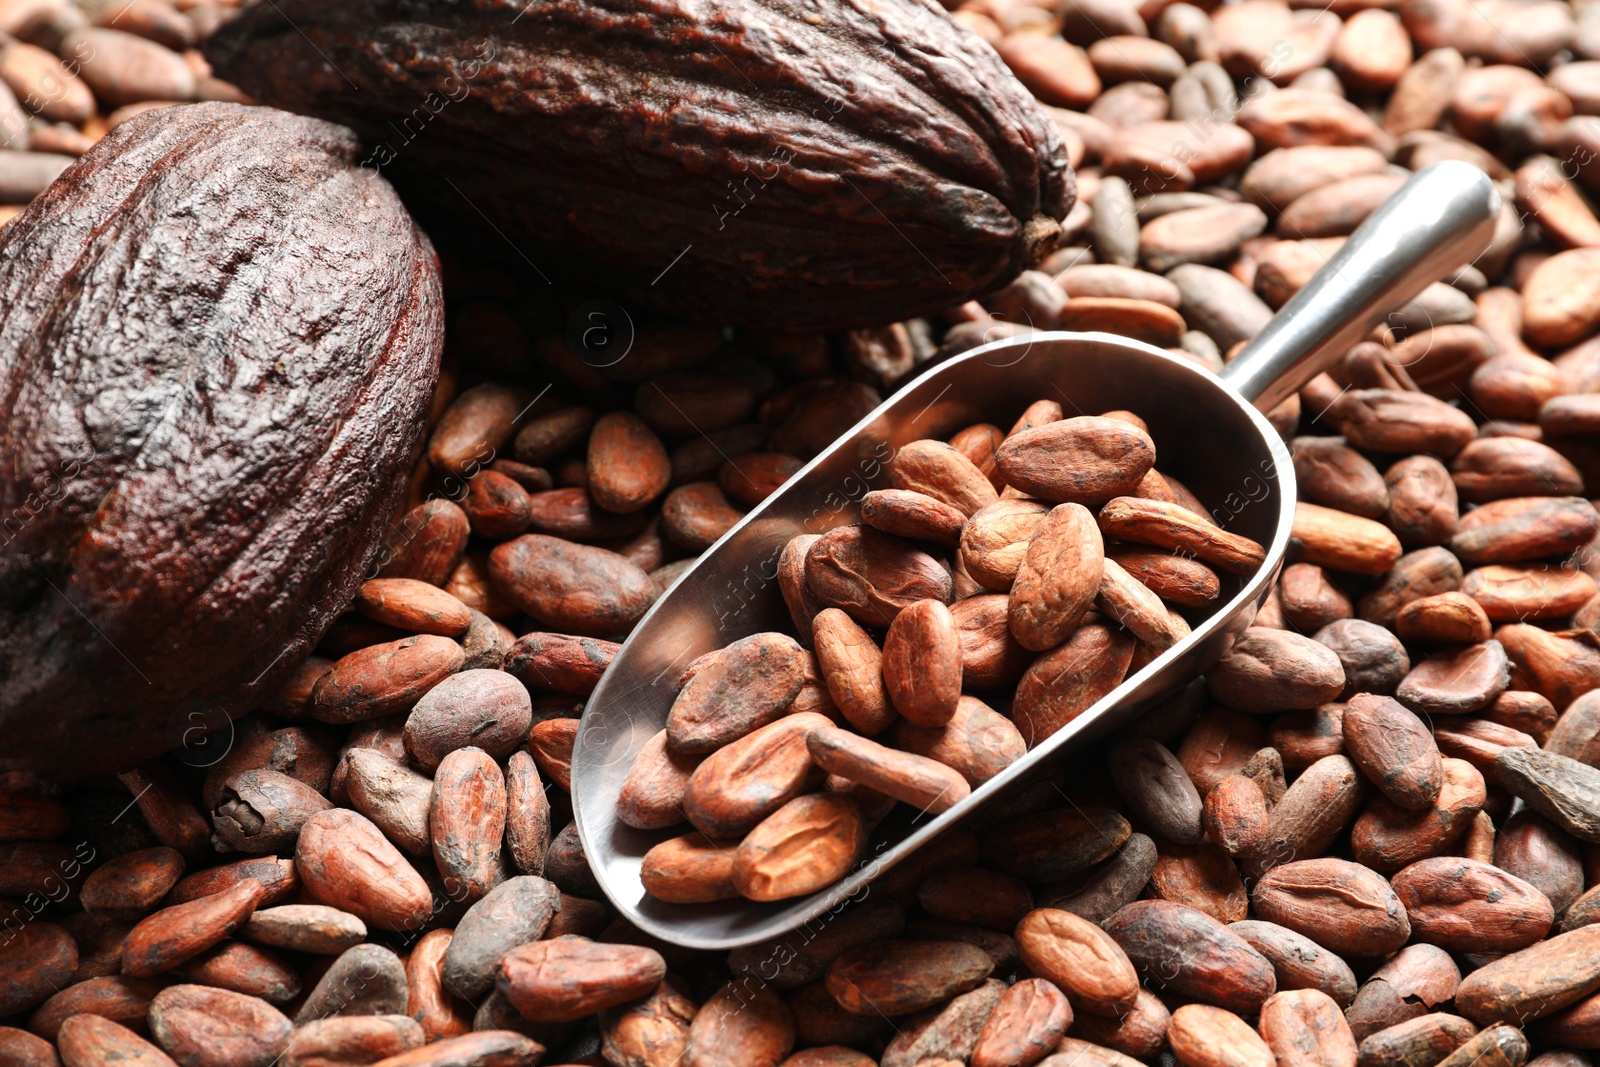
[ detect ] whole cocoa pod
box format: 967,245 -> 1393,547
203,0 -> 1072,332
0,103 -> 443,775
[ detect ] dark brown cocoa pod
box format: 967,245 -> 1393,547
0,103 -> 443,776
1103,900 -> 1277,1015
206,0 -> 1071,334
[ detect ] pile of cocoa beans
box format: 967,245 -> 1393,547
0,0 -> 246,215
7,0 -> 1600,1066
625,409 -> 1269,906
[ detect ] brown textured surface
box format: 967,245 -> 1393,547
203,0 -> 1071,332
0,103 -> 443,776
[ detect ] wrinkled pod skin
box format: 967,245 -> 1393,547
204,0 -> 1073,332
0,102 -> 445,776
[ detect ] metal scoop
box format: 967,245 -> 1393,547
571,161 -> 1501,950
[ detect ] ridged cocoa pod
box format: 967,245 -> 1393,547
0,102 -> 443,776
205,0 -> 1072,333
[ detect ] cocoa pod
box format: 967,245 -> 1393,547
206,0 -> 1071,333
0,103 -> 443,775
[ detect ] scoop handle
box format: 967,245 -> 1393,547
1220,160 -> 1502,412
